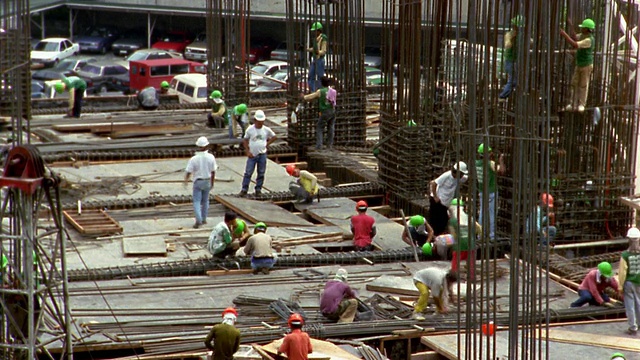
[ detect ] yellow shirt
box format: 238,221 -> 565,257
299,170 -> 319,195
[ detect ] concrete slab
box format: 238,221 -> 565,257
122,236 -> 167,256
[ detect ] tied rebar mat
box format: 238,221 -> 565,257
285,0 -> 367,150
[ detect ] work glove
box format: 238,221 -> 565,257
602,301 -> 615,308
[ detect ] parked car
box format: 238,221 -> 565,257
74,26 -> 120,54
249,38 -> 278,64
32,56 -> 97,81
117,48 -> 183,69
112,28 -> 152,56
253,67 -> 305,89
151,31 -> 194,53
270,41 -> 303,63
30,38 -> 80,67
249,60 -> 288,86
75,61 -> 128,94
109,72 -> 131,94
31,80 -> 47,99
365,66 -> 386,85
168,73 -> 208,103
364,46 -> 382,68
184,32 -> 207,62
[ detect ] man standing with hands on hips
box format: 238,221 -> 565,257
239,110 -> 277,197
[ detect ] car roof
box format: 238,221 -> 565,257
172,73 -> 207,85
84,61 -> 127,68
39,38 -> 70,42
256,60 -> 288,66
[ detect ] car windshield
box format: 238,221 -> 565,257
127,52 -> 150,61
273,71 -> 288,81
86,28 -> 107,37
81,65 -> 102,75
55,60 -> 75,71
251,65 -> 269,74
194,33 -> 206,42
161,33 -> 184,42
34,41 -> 58,51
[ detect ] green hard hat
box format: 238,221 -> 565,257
451,198 -> 465,207
32,251 -> 37,266
407,120 -> 417,127
511,15 -> 524,27
373,147 -> 380,157
1,254 -> 7,269
611,352 -> 626,360
579,18 -> 595,30
233,220 -> 246,236
477,143 -> 492,154
310,22 -> 323,31
160,81 -> 170,89
255,222 -> 267,230
422,242 -> 433,256
236,103 -> 247,114
409,215 -> 425,227
210,90 -> 222,99
598,261 -> 613,278
54,82 -> 65,93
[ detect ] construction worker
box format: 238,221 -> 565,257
307,22 -> 327,91
137,81 -> 169,110
229,103 -> 249,142
54,75 -> 87,118
184,136 -> 217,229
570,262 -> 619,308
498,16 -> 523,100
402,215 -> 434,248
231,219 -> 251,246
448,198 -> 482,279
475,143 -> 505,241
525,193 -> 557,245
208,90 -> 228,129
286,164 -> 319,204
278,313 -> 313,360
350,200 -> 377,251
243,222 -> 276,275
208,212 -> 241,258
618,227 -> 640,335
560,18 -> 595,112
611,353 -> 626,360
239,110 -> 277,197
320,268 -> 358,323
204,307 -> 241,360
429,162 -> 469,236
412,267 -> 458,319
301,76 -> 336,150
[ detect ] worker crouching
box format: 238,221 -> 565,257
320,269 -> 359,323
243,222 -> 277,275
286,164 -> 319,204
412,267 -> 458,319
570,261 -> 618,308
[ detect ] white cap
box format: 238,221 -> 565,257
254,110 -> 266,121
213,97 -> 223,104
196,136 -> 209,147
627,227 -> 640,239
334,268 -> 348,282
454,161 -> 468,175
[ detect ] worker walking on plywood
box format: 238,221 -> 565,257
412,267 -> 458,319
350,200 -> 377,251
286,164 -> 319,204
243,222 -> 276,275
320,268 -> 359,323
560,18 -> 596,112
618,227 -> 640,335
184,136 -> 217,229
204,307 -> 241,360
570,262 -> 619,308
278,313 -> 313,360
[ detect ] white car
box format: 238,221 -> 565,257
249,60 -> 288,86
31,38 -> 80,67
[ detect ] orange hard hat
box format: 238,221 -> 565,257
286,164 -> 296,176
222,307 -> 238,317
356,200 -> 368,210
288,313 -> 304,327
541,193 -> 554,207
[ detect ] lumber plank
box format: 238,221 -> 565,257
207,269 -> 255,276
214,195 -> 313,227
542,329 -> 640,351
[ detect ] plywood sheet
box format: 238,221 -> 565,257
366,275 -> 419,296
299,198 -> 406,250
122,237 -> 167,256
215,195 -> 313,227
542,329 -> 640,352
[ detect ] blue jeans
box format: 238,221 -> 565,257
571,289 -> 610,308
478,192 -> 496,240
228,114 -> 248,139
624,281 -> 640,331
309,57 -> 325,92
241,153 -> 267,192
539,226 -> 556,245
316,108 -> 335,149
251,256 -> 276,270
192,178 -> 211,225
499,59 -> 516,99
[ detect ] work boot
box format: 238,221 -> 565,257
627,328 -> 638,335
193,222 -> 201,229
252,269 -> 260,275
261,267 -> 270,275
254,190 -> 262,197
577,105 -> 585,112
411,311 -> 425,321
238,190 -> 248,197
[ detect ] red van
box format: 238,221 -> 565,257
128,58 -> 206,92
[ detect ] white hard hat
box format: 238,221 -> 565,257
334,268 -> 348,281
627,227 -> 640,239
454,161 -> 468,175
196,136 -> 209,147
254,110 -> 266,121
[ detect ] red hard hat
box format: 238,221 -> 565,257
541,193 -> 554,207
288,313 -> 304,327
286,164 -> 296,176
356,200 -> 368,210
222,307 -> 238,317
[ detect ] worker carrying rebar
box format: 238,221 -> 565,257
499,16 -> 524,100
208,212 -> 241,258
570,261 -> 619,308
242,222 -> 277,275
448,198 -> 482,279
475,143 -> 505,241
618,227 -> 640,335
55,75 -> 87,118
402,215 -> 434,248
137,81 -> 169,110
429,162 -> 469,237
208,90 -> 229,128
560,18 -> 596,112
320,268 -> 359,323
350,200 -> 377,251
204,307 -> 241,360
412,267 -> 458,319
525,193 -> 557,245
307,22 -> 327,91
278,313 -> 313,360
286,164 -> 319,204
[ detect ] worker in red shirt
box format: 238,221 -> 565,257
350,200 -> 377,251
570,262 -> 619,308
278,313 -> 313,360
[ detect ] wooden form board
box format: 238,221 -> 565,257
260,338 -> 360,360
122,237 -> 167,256
63,209 -> 123,235
298,198 -> 406,250
215,195 -> 313,227
366,275 -> 419,296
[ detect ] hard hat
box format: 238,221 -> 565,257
33,251 -> 37,266
1,254 -> 7,270
334,268 -> 348,281
210,90 -> 222,99
540,193 -> 554,207
453,161 -> 468,175
222,307 -> 238,317
422,242 -> 433,256
372,147 -> 380,157
598,262 -> 613,278
236,103 -> 247,114
627,227 -> 640,239
195,136 -> 209,147
477,143 -> 492,154
160,81 -> 170,89
407,120 -> 417,127
310,22 -> 323,31
285,164 -> 296,176
451,198 -> 465,207
54,82 -> 65,93
579,18 -> 596,30
409,215 -> 425,227
254,109 -> 266,121
233,219 -> 246,236
511,15 -> 524,27
356,200 -> 368,210
254,222 -> 267,230
288,313 -> 304,327
611,353 -> 626,360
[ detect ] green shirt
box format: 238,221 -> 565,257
576,34 -> 594,67
212,101 -> 230,124
475,159 -> 497,193
448,217 -> 470,251
62,76 -> 87,91
204,323 -> 241,360
622,251 -> 640,285
319,87 -> 331,111
503,30 -> 517,62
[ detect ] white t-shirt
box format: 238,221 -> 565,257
413,267 -> 448,297
435,170 -> 467,206
185,151 -> 217,182
244,125 -> 276,156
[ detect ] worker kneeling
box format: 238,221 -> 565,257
243,222 -> 277,275
320,269 -> 359,323
412,267 -> 458,319
286,164 -> 319,204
